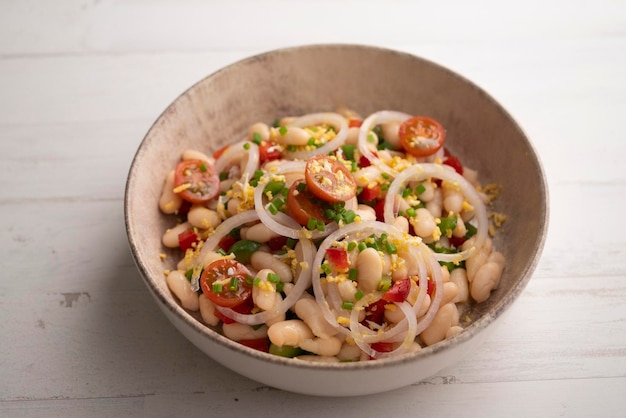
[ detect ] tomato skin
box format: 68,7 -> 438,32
174,159 -> 220,204
348,118 -> 363,128
398,116 -> 446,157
374,199 -> 386,222
359,155 -> 372,168
200,259 -> 252,308
358,185 -> 381,202
266,235 -> 288,252
212,144 -> 230,160
371,341 -> 395,353
304,155 -> 357,203
285,179 -> 328,227
362,299 -> 387,326
443,155 -> 464,175
217,235 -> 237,253
325,248 -> 350,271
382,278 -> 411,302
239,338 -> 270,353
178,229 -> 199,252
259,141 -> 281,164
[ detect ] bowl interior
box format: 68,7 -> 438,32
125,44 -> 548,370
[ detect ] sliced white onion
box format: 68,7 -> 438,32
215,140 -> 259,180
282,113 -> 349,160
384,163 -> 488,261
358,111 -> 411,176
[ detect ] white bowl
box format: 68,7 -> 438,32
124,44 -> 548,397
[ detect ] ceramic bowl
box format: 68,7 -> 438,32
124,44 -> 548,397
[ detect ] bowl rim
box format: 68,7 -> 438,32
124,43 -> 550,371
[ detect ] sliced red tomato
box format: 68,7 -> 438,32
239,338 -> 270,353
200,259 -> 252,308
449,235 -> 467,248
325,248 -> 350,271
217,235 -> 237,253
285,179 -> 329,227
267,235 -> 288,252
174,159 -> 220,204
259,140 -> 281,164
359,154 -> 372,168
374,199 -> 386,222
212,144 -> 230,160
178,229 -> 199,252
305,155 -> 357,203
358,184 -> 381,202
362,299 -> 387,326
348,118 -> 363,128
398,116 -> 446,157
382,278 -> 411,302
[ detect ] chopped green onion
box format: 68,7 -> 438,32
267,203 -> 278,215
286,145 -> 297,152
402,188 -> 412,198
347,241 -> 357,251
307,217 -> 317,230
253,277 -> 262,287
348,268 -> 357,281
263,180 -> 285,196
367,133 -> 376,143
405,207 -> 417,217
296,182 -> 306,192
320,262 -> 332,275
342,301 -> 354,310
286,238 -> 297,249
199,163 -> 208,172
354,290 -> 364,300
381,183 -> 390,191
216,248 -> 227,256
229,277 -> 239,291
381,172 -> 390,180
341,144 -> 356,161
276,282 -> 284,293
385,241 -> 397,254
342,210 -> 357,224
415,183 -> 426,195
279,126 -> 288,136
252,132 -> 262,145
243,143 -> 251,150
212,283 -> 223,293
245,275 -> 255,286
307,137 -> 316,146
358,242 -> 367,252
351,161 -> 358,172
185,269 -> 194,281
377,275 -> 392,292
267,272 -> 281,284
219,172 -> 229,181
273,197 -> 284,210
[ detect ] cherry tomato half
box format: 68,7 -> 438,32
285,179 -> 329,227
398,116 -> 446,158
174,159 -> 220,204
304,155 -> 357,203
200,259 -> 252,308
259,141 -> 281,164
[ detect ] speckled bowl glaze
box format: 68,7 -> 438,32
124,44 -> 548,397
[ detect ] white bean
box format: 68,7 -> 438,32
226,198 -> 241,215
417,181 -> 435,202
162,221 -> 191,248
416,294 -> 431,318
252,269 -> 278,311
274,126 -> 311,146
426,187 -> 443,218
245,222 -> 280,243
248,122 -> 270,142
222,322 -> 268,342
198,294 -> 219,326
356,247 -> 383,293
384,303 -> 405,324
449,268 -> 469,304
355,204 -> 376,222
187,205 -> 221,230
337,279 -> 359,302
267,320 -> 314,347
337,342 -> 362,362
442,281 -> 460,305
446,326 -> 464,339
443,186 -> 464,214
463,236 -> 493,281
294,297 -> 337,339
410,208 -> 438,239
299,336 -> 343,356
265,294 -> 287,327
159,170 -> 183,214
251,251 -> 293,283
452,215 -> 467,238
345,126 -> 360,145
166,270 -> 199,311
471,261 -> 504,303
182,149 -> 212,163
420,303 -> 457,346
381,121 -> 401,149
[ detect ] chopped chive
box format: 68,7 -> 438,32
273,197 -> 284,210
347,241 -> 357,251
229,277 -> 239,291
279,126 -> 288,136
199,163 -> 208,172
212,282 -> 223,293
245,275 -> 255,286
321,262 -> 332,275
267,202 -> 278,215
263,180 -> 285,196
253,169 -> 264,179
250,179 -> 258,187
286,238 -> 297,249
405,207 -> 417,217
341,144 -> 356,161
253,277 -> 261,287
243,143 -> 251,150
268,272 -> 281,284
272,118 -> 281,128
252,132 -> 262,145
342,301 -> 354,310
185,269 -> 194,281
356,186 -> 363,195
415,183 -> 426,195
276,281 -> 284,293
216,248 -> 227,256
219,172 -> 229,181
381,183 -> 390,191
296,182 -> 306,192
385,241 -> 397,254
351,161 -> 358,172
307,217 -> 317,230
342,210 -> 357,224
358,242 -> 367,252
367,133 -> 376,143
316,220 -> 325,232
377,276 -> 392,292
354,289 -> 364,300
307,137 -> 316,146
402,188 -> 412,198
381,172 -> 390,180
348,268 -> 357,281
286,145 -> 297,152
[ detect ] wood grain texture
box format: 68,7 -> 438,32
1,0 -> 625,416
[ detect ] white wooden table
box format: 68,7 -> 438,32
1,1 -> 625,416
